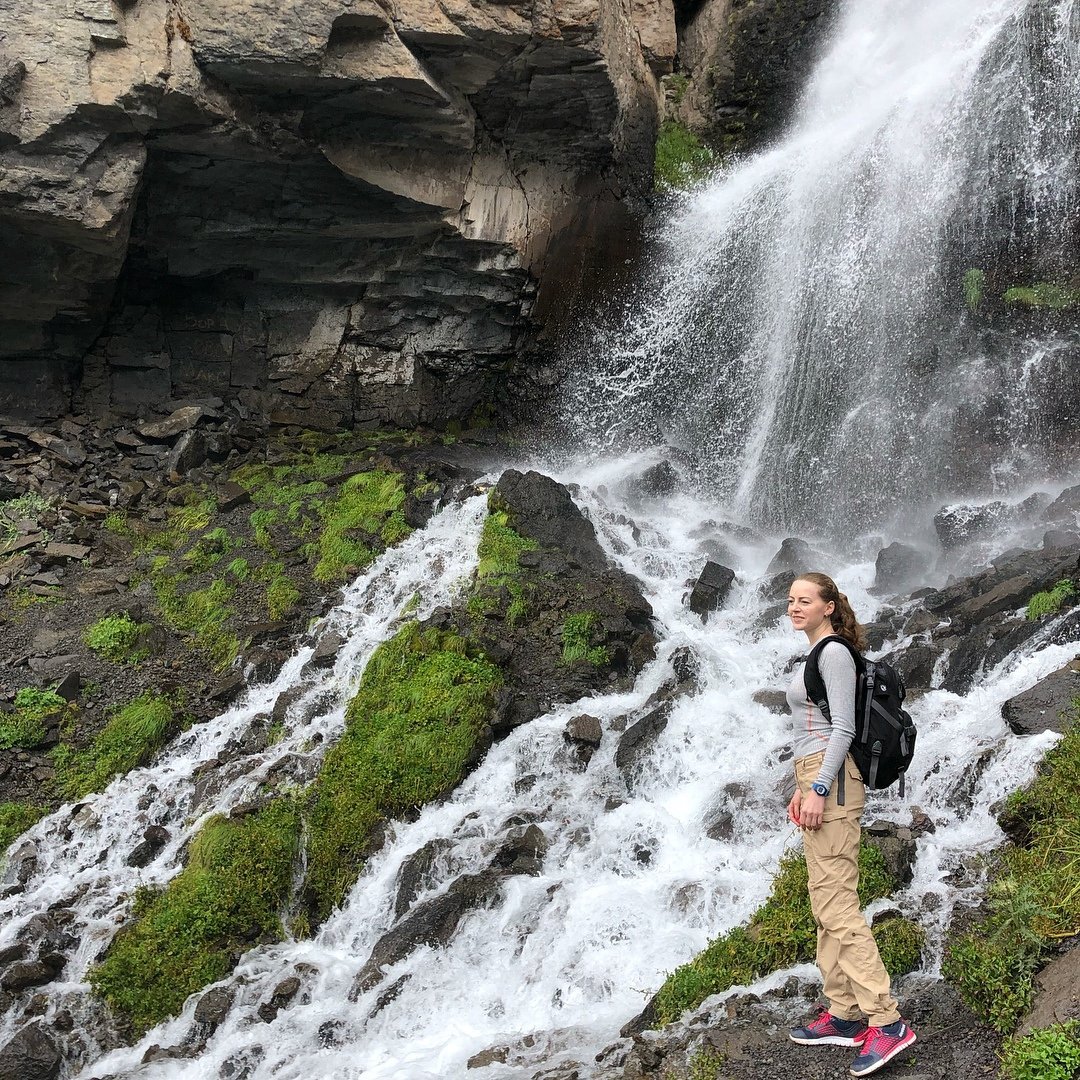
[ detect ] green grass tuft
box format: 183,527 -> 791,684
0,688 -> 68,750
561,612 -> 611,666
0,802 -> 48,853
655,120 -> 716,192
945,715 -> 1080,1032
51,693 -> 177,799
83,613 -> 144,662
1004,283 -> 1080,310
963,267 -> 986,312
302,621 -> 501,923
152,572 -> 238,670
651,843 -> 900,1026
872,914 -> 926,979
90,798 -> 301,1035
1026,579 -> 1076,620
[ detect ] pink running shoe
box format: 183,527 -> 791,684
849,1020 -> 917,1076
789,1007 -> 868,1046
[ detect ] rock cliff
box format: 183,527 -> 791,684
0,0 -> 675,425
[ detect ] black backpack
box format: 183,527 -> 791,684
803,635 -> 917,796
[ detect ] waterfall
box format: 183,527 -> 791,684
565,0 -> 1080,535
4,3 -> 1079,1079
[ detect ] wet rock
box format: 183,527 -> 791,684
0,1020 -> 61,1080
766,537 -> 827,576
752,689 -> 788,714
257,976 -> 301,1023
393,839 -> 454,919
52,671 -> 80,703
0,959 -> 60,992
142,1044 -> 195,1063
565,714 -> 603,748
40,542 -> 90,564
208,670 -> 245,704
1044,483 -> 1080,523
625,461 -> 678,499
933,500 -> 1009,549
370,973 -> 412,1017
491,470 -> 608,571
1001,661 -> 1080,735
0,944 -> 28,966
862,820 -> 917,885
687,561 -> 736,617
351,870 -> 505,997
137,408 -> 204,442
468,1044 -> 510,1069
882,642 -> 942,691
495,824 -> 548,876
125,825 -> 170,868
1043,528 -> 1080,549
194,987 -> 234,1028
307,632 -> 344,669
491,689 -> 542,735
614,703 -> 671,786
874,542 -> 925,594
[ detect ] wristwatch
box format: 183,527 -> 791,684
811,781 -> 830,797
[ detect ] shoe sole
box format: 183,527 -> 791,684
849,1031 -> 917,1076
790,1034 -> 864,1047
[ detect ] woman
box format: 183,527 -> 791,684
785,572 -> 916,1078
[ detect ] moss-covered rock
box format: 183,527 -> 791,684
301,622 -> 502,924
90,798 -> 302,1036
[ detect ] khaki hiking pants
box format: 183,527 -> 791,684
794,750 -> 900,1028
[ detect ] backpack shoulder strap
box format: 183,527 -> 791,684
803,635 -> 864,722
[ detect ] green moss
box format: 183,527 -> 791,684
183,527 -> 240,573
655,120 -> 716,192
872,914 -> 925,979
1026,579 -> 1076,620
651,843 -> 899,1026
945,716 -> 1080,1032
266,570 -> 301,621
302,621 -> 501,923
471,509 -> 537,627
0,688 -> 68,750
90,798 -> 301,1035
1000,1021 -> 1080,1080
152,571 -> 239,670
309,470 -> 410,583
0,801 -> 48,853
1004,283 -> 1080,310
83,613 -> 144,662
561,612 -> 611,666
227,556 -> 250,581
662,72 -> 690,105
52,693 -> 177,799
103,511 -> 135,537
963,268 -> 986,312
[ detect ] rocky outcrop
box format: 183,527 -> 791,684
1001,659 -> 1080,735
0,0 -> 675,424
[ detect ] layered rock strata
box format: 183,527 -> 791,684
0,0 -> 675,425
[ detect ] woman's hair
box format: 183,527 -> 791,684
794,571 -> 867,651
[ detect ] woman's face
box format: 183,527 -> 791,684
787,578 -> 835,635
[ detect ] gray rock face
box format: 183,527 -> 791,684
0,0 -> 675,425
0,1021 -> 62,1080
874,541 -> 925,595
1001,661 -> 1080,735
688,561 -> 736,617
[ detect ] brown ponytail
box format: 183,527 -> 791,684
795,571 -> 867,652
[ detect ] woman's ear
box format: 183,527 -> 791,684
825,602 -> 835,618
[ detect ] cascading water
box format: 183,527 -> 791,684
563,0 -> 1080,534
4,3 -> 1080,1079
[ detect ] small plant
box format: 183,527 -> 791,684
266,572 -> 301,621
654,120 -> 715,192
1000,1021 -> 1080,1080
103,512 -> 135,537
0,801 -> 48,853
0,688 -> 68,750
227,556 -> 250,581
1026,579 -> 1076,620
84,614 -> 144,662
963,267 -> 986,312
561,612 -> 611,666
0,492 -> 50,545
1004,283 -> 1080,310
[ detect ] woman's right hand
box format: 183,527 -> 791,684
787,789 -> 802,827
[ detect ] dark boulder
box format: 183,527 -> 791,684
193,986 -> 234,1028
1001,661 -> 1080,735
564,714 -> 603,748
393,839 -> 454,919
688,561 -> 736,618
0,959 -> 61,992
351,870 -> 504,997
494,824 -> 548,876
1044,483 -> 1080,524
0,1022 -> 61,1080
862,820 -> 917,885
614,702 -> 672,786
1044,528 -> 1080,549
766,537 -> 826,576
933,501 -> 1008,549
167,429 -> 208,478
625,461 -> 678,499
491,470 -> 607,570
874,542 -> 925,595
752,689 -> 788,714
125,825 -> 170,868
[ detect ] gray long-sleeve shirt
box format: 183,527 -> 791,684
787,639 -> 857,789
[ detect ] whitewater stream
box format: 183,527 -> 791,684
4,0 -> 1080,1076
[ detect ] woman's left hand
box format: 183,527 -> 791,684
800,791 -> 826,830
